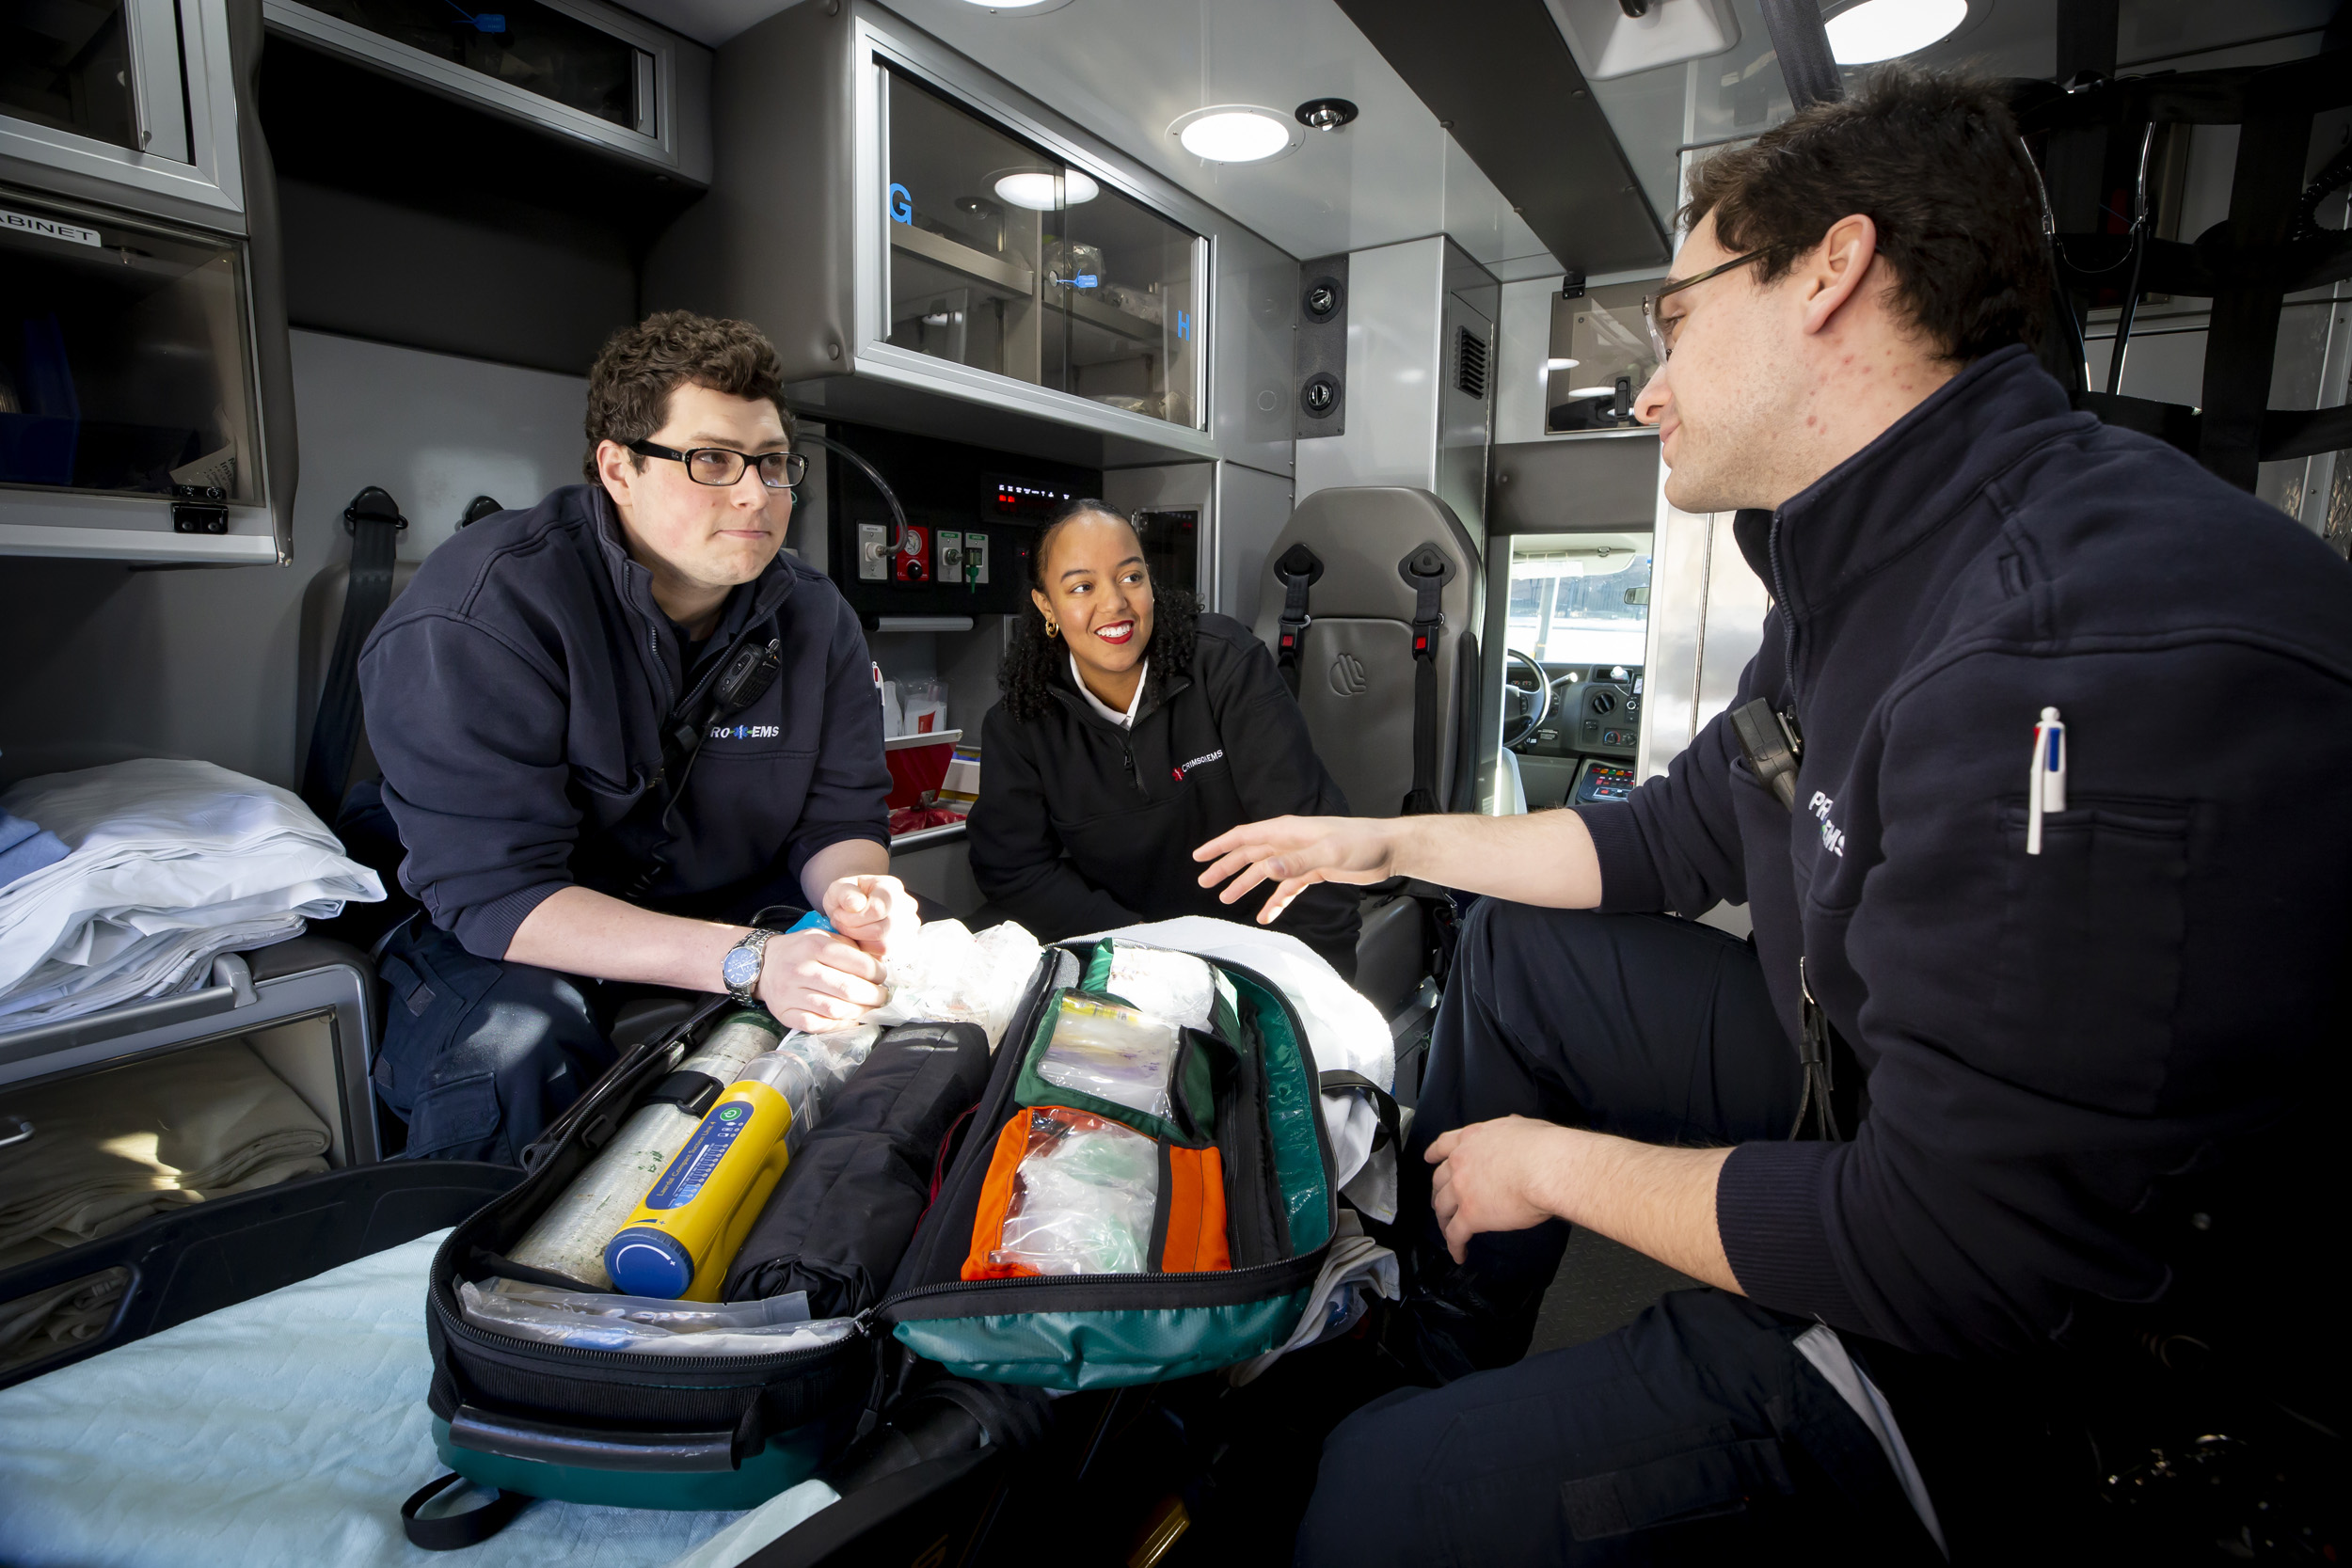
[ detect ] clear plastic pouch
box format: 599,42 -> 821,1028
457,1277 -> 858,1356
1034,995 -> 1183,1120
987,1110 -> 1158,1277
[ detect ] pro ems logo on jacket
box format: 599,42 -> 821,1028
1173,749 -> 1225,782
1807,791 -> 1846,858
709,723 -> 783,741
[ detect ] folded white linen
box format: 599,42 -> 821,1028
0,759 -> 382,1026
0,1036 -> 331,1253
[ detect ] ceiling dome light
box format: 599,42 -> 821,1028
1169,105 -> 1300,164
993,169 -> 1100,210
956,0 -> 1074,12
1824,0 -> 1965,64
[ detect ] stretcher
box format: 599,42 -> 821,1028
0,1225 -> 835,1568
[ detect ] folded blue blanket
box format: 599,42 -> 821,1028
0,810 -> 70,891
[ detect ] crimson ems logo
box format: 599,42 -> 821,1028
1328,652 -> 1368,696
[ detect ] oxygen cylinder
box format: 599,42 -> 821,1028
505,1011 -> 783,1287
605,1050 -> 816,1301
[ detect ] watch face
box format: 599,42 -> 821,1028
722,946 -> 762,992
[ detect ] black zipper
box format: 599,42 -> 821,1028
1767,509 -> 1803,712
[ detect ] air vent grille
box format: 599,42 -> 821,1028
1454,326 -> 1488,401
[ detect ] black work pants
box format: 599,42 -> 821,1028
1296,904 -> 1943,1566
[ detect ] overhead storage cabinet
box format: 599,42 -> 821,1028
648,1 -> 1222,460
0,0 -> 295,564
259,0 -> 712,182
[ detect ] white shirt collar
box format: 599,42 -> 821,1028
1071,651 -> 1148,729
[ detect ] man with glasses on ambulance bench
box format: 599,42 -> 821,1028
358,311 -> 913,1164
1200,69 -> 2352,1561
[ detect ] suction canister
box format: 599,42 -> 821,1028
605,1050 -> 816,1300
505,1009 -> 784,1288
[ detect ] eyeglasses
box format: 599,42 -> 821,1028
1641,249 -> 1766,363
628,439 -> 806,490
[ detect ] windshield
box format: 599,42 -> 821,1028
1507,534 -> 1652,668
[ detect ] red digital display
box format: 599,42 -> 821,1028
984,476 -> 1073,520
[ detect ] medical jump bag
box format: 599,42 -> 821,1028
411,935 -> 1372,1541
874,936 -> 1345,1389
414,998 -> 926,1529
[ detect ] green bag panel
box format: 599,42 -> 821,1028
432,1416 -> 830,1511
1011,987 -> 1209,1146
1079,940 -> 1115,993
1226,971 -> 1330,1254
890,1291 -> 1311,1389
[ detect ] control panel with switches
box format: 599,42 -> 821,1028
1510,662 -> 1645,762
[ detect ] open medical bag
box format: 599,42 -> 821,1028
412,932 -> 1387,1539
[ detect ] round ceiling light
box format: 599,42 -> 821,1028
1169,105 -> 1301,164
993,168 -> 1100,210
1824,0 -> 1966,64
956,0 -> 1074,12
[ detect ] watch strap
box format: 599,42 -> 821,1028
724,927 -> 778,1006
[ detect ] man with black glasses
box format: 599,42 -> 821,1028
1200,68 -> 2352,1560
358,311 -> 906,1163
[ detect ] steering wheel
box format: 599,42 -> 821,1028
1502,648 -> 1552,751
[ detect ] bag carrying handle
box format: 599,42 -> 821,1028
1319,1069 -> 1402,1153
449,1402 -> 741,1473
400,1471 -> 530,1551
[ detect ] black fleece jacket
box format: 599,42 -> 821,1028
1579,347 -> 2352,1382
968,613 -> 1362,977
358,483 -> 889,958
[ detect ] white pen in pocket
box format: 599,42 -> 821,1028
2026,706 -> 2067,855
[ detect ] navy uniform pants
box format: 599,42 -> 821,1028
370,916 -> 635,1164
1295,903 -> 1953,1566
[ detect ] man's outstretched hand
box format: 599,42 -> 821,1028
1192,816 -> 1400,923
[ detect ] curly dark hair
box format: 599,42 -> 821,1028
580,310 -> 796,479
1681,64 -> 2047,361
999,499 -> 1199,722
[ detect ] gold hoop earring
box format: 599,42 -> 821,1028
1044,619 -> 1059,639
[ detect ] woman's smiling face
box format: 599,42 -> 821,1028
1034,510 -> 1154,683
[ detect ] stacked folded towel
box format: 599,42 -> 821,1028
0,1266 -> 129,1372
0,1036 -> 331,1268
0,759 -> 384,1029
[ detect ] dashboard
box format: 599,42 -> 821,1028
1505,662 -> 1645,807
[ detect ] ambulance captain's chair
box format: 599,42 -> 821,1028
1251,486 -> 1482,1022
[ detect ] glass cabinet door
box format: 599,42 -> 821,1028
0,186 -> 262,505
291,0 -> 652,132
2,2 -> 140,151
883,67 -> 1204,430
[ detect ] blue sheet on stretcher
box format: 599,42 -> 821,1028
0,1229 -> 834,1568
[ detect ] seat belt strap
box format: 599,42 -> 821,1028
1399,546 -> 1452,816
1271,543 -> 1324,697
300,486 -> 406,823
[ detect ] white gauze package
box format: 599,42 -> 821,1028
865,919 -> 1043,1049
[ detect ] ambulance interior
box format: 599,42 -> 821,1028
0,0 -> 2346,1556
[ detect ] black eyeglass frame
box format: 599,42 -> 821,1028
628,439 -> 807,490
1641,249 -> 1768,363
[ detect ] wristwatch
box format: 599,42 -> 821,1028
721,927 -> 779,1006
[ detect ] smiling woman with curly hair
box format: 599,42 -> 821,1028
966,499 -> 1361,977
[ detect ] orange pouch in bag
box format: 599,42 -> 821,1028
963,1107 -> 1230,1280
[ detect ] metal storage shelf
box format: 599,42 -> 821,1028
0,937 -> 383,1165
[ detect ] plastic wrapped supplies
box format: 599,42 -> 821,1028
866,919 -> 1042,1049
457,1277 -> 860,1356
1103,945 -> 1217,1035
1034,995 -> 1182,1120
967,1108 -> 1159,1278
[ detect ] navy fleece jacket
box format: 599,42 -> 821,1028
1578,347 -> 2352,1365
358,483 -> 889,958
